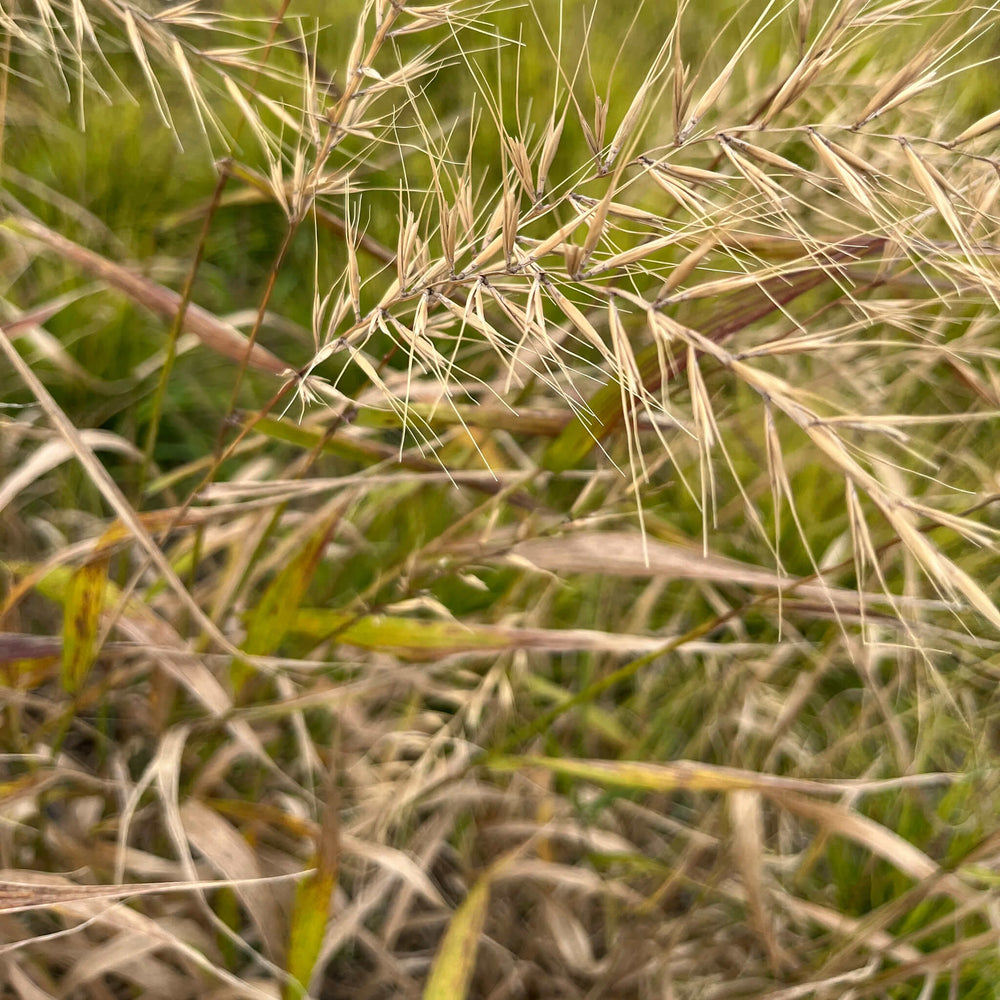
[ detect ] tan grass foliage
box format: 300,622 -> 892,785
2,0 -> 1000,997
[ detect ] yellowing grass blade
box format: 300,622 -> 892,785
235,506 -> 343,690
283,868 -> 337,1000
61,556 -> 109,694
245,512 -> 340,656
423,848 -> 526,1000
283,782 -> 340,1000
489,756 -> 953,797
423,875 -> 490,1000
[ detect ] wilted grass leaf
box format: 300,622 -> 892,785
0,869 -> 304,914
180,800 -> 285,962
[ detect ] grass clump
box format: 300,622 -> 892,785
2,1 -> 1000,997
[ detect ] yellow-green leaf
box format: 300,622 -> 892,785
234,509 -> 341,690
244,519 -> 336,656
283,869 -> 337,1000
283,786 -> 340,1000
488,756 -> 951,799
422,874 -> 491,1000
61,558 -> 108,694
489,754 -> 762,794
422,848 -> 522,1000
290,609 -> 508,660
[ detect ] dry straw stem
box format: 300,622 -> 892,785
0,870 -> 306,917
3,217 -> 291,377
0,329 -> 250,657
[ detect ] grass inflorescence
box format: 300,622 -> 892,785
2,1 -> 1000,997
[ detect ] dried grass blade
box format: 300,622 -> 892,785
0,870 -> 281,998
56,932 -> 167,996
0,870 -> 306,915
180,800 -> 285,963
730,791 -> 786,973
0,336 -> 246,657
0,431 -> 141,515
777,793 -> 974,902
5,217 -> 290,375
